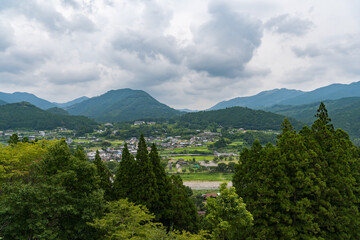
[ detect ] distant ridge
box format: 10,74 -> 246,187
209,89 -> 304,110
54,96 -> 89,108
0,92 -> 56,109
0,99 -> 7,105
209,81 -> 360,110
67,88 -> 182,122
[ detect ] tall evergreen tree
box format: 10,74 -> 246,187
148,143 -> 172,225
233,103 -> 360,239
133,134 -> 158,211
94,150 -> 113,201
113,143 -> 136,199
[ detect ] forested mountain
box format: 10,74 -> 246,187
209,88 -> 304,110
46,107 -> 69,115
54,96 -> 89,108
0,102 -> 97,130
209,81 -> 360,110
177,106 -> 303,130
67,88 -> 182,122
266,97 -> 360,139
0,92 -> 56,109
0,99 -> 7,105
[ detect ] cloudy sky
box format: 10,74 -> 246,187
0,0 -> 359,109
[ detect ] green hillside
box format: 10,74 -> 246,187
46,107 -> 69,115
177,106 -> 303,130
266,97 -> 360,139
67,89 -> 182,122
0,102 -> 97,130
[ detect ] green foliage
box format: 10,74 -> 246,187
94,150 -> 113,201
0,102 -> 97,131
233,103 -> 360,239
114,136 -> 199,232
205,183 -> 253,240
0,140 -> 105,240
46,107 -> 69,115
7,133 -> 19,145
90,199 -> 208,240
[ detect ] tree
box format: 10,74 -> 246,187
233,103 -> 360,239
0,140 -> 105,240
7,133 -> 19,145
89,199 -> 208,240
205,182 -> 253,240
113,143 -> 136,200
94,150 -> 113,201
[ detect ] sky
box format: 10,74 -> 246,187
0,0 -> 359,110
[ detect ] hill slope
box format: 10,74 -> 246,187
177,106 -> 303,130
209,88 -> 304,110
67,89 -> 181,122
266,97 -> 360,138
0,99 -> 7,105
54,96 -> 89,108
0,92 -> 56,109
0,102 -> 97,130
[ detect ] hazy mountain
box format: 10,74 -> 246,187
67,88 -> 182,122
0,102 -> 97,130
54,96 -> 89,108
209,88 -> 304,110
0,92 -> 56,109
209,81 -> 360,110
177,108 -> 199,112
0,99 -> 7,105
177,106 -> 303,130
266,97 -> 360,138
278,81 -> 360,106
46,107 -> 69,115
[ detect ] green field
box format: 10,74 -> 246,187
170,155 -> 214,161
192,189 -> 219,195
171,172 -> 233,181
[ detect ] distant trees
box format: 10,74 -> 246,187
233,103 -> 360,239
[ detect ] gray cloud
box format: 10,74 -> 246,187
186,3 -> 263,78
292,45 -> 321,58
265,14 -> 313,36
0,23 -> 13,51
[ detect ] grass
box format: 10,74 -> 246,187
170,172 -> 233,181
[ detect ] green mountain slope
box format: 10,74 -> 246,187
67,89 -> 181,122
209,88 -> 304,110
0,102 -> 97,130
46,107 -> 69,115
0,92 -> 56,109
0,99 -> 7,105
177,106 -> 303,130
266,97 -> 360,138
54,96 -> 89,108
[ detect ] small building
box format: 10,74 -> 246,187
134,121 -> 145,126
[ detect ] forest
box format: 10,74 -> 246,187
0,103 -> 359,239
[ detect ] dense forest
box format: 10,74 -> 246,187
0,103 -> 359,239
0,102 -> 97,131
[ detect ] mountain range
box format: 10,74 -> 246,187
209,81 -> 360,110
